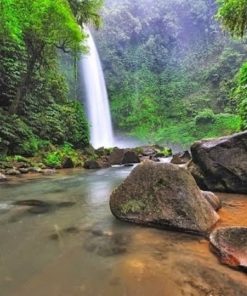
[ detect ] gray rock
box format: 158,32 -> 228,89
42,169 -> 56,175
110,161 -> 219,235
122,151 -> 140,164
62,157 -> 74,168
6,169 -> 21,176
140,146 -> 157,156
201,191 -> 222,211
28,167 -> 42,173
189,131 -> 247,193
0,173 -> 7,182
210,227 -> 247,272
171,151 -> 191,165
109,148 -> 125,165
84,160 -> 101,169
19,168 -> 29,174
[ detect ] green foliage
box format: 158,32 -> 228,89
216,1 -> 247,129
28,102 -> 89,147
155,114 -> 241,147
0,112 -> 35,156
20,138 -> 51,157
232,62 -> 247,129
195,109 -> 216,125
217,0 -> 247,37
68,0 -> 103,28
43,143 -> 81,168
94,0 -> 246,145
0,0 -> 103,157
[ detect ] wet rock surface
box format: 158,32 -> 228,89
210,227 -> 247,272
171,151 -> 191,165
201,191 -> 222,211
110,161 -> 219,235
189,131 -> 247,193
83,160 -> 101,169
62,157 -> 75,168
109,148 -> 125,165
122,151 -> 140,164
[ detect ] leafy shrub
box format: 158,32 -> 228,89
43,143 -> 81,168
28,101 -> 89,148
232,62 -> 247,129
0,112 -> 35,156
195,109 -> 216,125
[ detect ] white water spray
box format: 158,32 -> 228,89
80,28 -> 114,148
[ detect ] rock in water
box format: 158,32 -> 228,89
84,160 -> 101,169
110,161 -> 219,235
210,227 -> 247,272
190,131 -> 247,193
171,151 -> 191,165
62,157 -> 74,168
109,148 -> 125,165
201,191 -> 221,211
122,151 -> 140,164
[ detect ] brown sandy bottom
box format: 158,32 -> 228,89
0,168 -> 246,296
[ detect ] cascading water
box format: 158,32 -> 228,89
80,28 -> 114,149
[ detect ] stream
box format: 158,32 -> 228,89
0,167 -> 246,296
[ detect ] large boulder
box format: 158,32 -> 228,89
62,157 -> 75,168
210,227 -> 247,272
110,161 -> 219,235
109,148 -> 125,165
122,151 -> 140,164
109,148 -> 140,165
189,131 -> 247,193
84,160 -> 101,169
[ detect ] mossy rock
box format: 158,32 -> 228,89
110,161 -> 219,235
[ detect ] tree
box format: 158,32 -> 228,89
68,0 -> 103,28
7,0 -> 83,114
217,0 -> 247,37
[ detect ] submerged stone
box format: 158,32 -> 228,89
210,227 -> 247,272
12,199 -> 75,215
84,230 -> 128,257
110,161 -> 219,235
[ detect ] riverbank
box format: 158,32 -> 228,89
0,144 -> 173,181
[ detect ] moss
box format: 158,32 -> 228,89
160,147 -> 172,157
120,199 -> 146,214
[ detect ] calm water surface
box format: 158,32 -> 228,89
0,167 -> 246,296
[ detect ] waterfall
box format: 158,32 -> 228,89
79,28 -> 114,149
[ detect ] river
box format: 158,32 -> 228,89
0,167 -> 246,296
